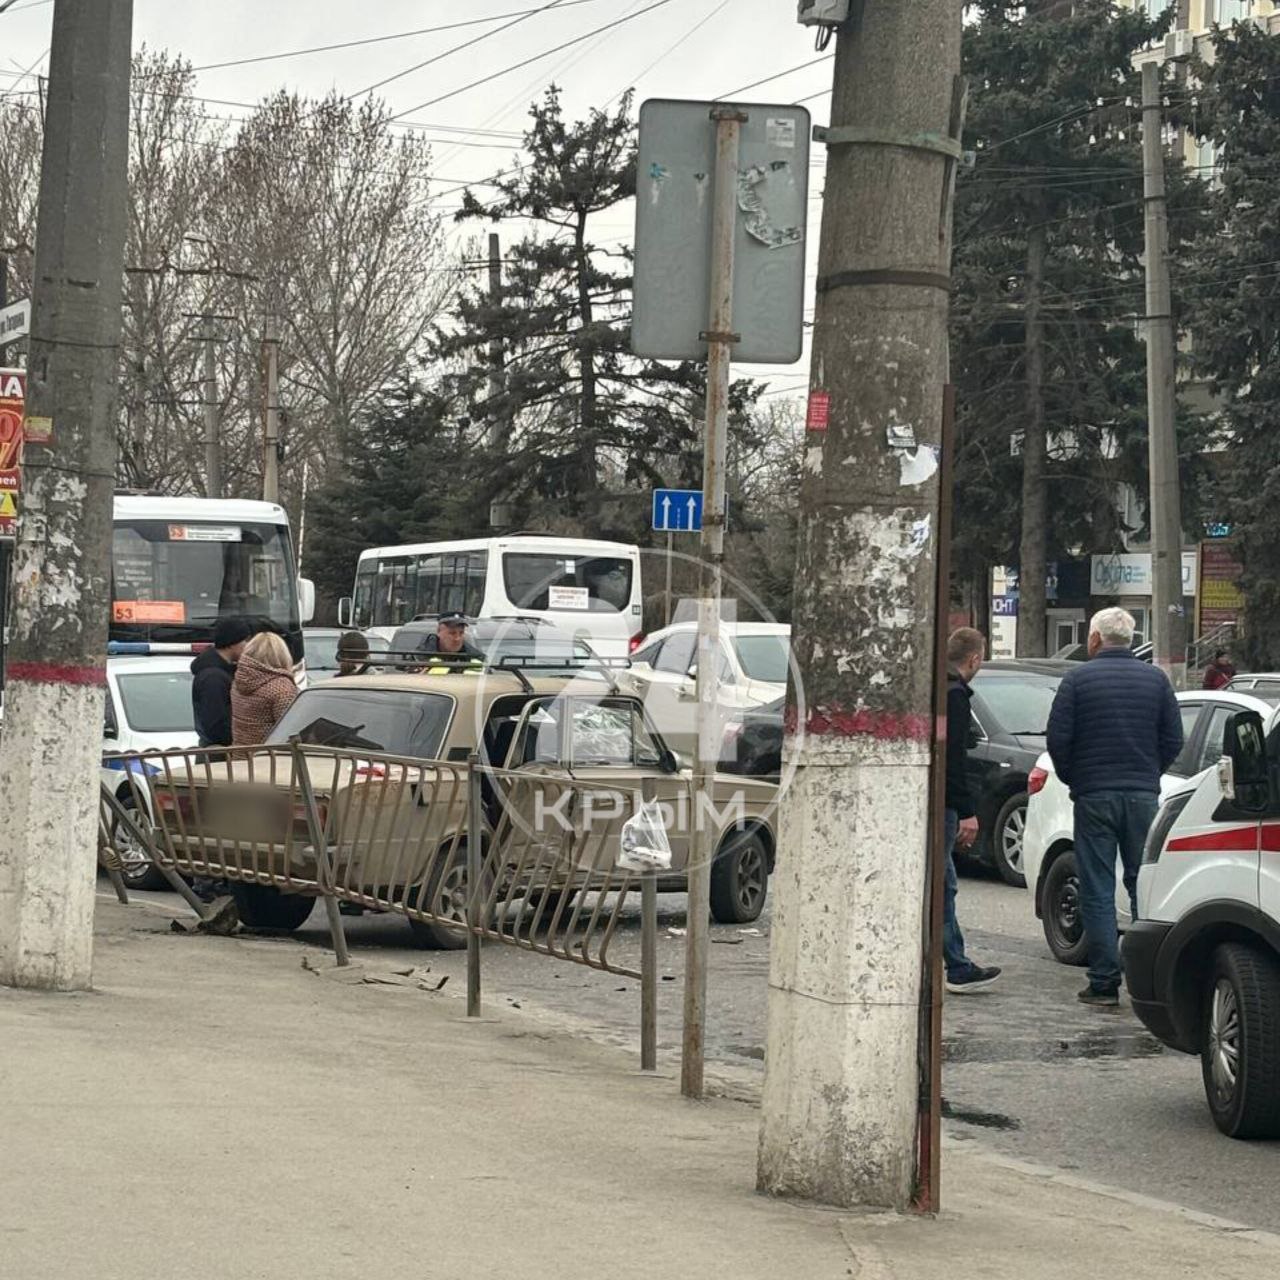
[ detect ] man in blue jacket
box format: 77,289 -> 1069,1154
1046,607 -> 1183,1007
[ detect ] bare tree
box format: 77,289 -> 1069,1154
0,95 -> 43,302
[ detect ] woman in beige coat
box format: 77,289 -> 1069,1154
230,631 -> 298,746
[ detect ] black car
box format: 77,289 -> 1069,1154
721,696 -> 784,777
963,659 -> 1071,887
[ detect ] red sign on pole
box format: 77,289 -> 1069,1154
806,389 -> 830,432
0,368 -> 24,536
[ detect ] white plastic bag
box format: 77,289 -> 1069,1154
618,797 -> 673,873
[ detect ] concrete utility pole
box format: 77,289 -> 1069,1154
1141,58 -> 1187,685
0,0 -> 134,991
261,313 -> 280,504
202,314 -> 221,499
758,0 -> 963,1211
680,105 -> 740,1101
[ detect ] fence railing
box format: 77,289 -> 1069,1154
99,741 -> 663,1068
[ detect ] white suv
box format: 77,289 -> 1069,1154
1023,689 -> 1275,965
1123,704 -> 1280,1139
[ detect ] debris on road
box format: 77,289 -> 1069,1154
167,896 -> 239,937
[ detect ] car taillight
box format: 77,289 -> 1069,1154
1027,766 -> 1049,797
629,633 -> 645,655
1143,792 -> 1192,864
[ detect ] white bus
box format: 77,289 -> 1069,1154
339,535 -> 643,657
109,495 -> 314,668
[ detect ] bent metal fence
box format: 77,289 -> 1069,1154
99,743 -> 663,1069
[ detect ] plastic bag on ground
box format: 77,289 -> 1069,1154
618,797 -> 673,873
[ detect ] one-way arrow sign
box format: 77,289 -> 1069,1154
652,487 -> 703,533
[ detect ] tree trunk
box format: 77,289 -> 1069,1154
574,210 -> 598,500
1018,222 -> 1048,657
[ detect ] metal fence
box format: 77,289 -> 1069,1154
99,742 -> 662,1068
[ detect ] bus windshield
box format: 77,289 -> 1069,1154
111,520 -> 300,650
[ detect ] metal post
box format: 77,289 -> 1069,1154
100,785 -> 207,919
681,105 -> 742,1101
261,313 -> 280,504
1142,58 -> 1187,687
0,0 -> 134,992
641,868 -> 658,1070
664,531 -> 674,627
467,751 -> 483,1018
292,742 -> 350,967
202,314 -> 221,499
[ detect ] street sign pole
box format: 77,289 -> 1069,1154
682,105 -> 743,1101
664,530 -> 673,627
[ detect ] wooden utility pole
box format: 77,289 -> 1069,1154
0,0 -> 134,991
261,314 -> 280,503
1142,58 -> 1186,684
757,0 -> 963,1211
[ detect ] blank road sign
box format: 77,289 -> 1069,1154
652,488 -> 703,533
632,98 -> 810,365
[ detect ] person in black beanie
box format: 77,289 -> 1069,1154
190,616 -> 256,748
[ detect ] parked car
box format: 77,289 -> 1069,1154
621,621 -> 789,756
1023,688 -> 1275,965
303,628 -> 389,682
144,665 -> 779,940
1225,672 -> 1280,702
721,696 -> 784,778
101,656 -> 199,890
387,615 -> 596,670
1123,702 -> 1280,1139
958,659 -> 1074,887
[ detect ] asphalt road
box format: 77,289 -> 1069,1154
125,867 -> 1280,1231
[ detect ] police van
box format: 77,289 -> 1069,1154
1123,705 -> 1280,1139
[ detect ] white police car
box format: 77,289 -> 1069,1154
102,654 -> 199,890
1123,703 -> 1280,1139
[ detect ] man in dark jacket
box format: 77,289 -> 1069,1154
413,612 -> 482,660
1046,606 -> 1183,1007
944,628 -> 1002,993
190,616 -> 255,747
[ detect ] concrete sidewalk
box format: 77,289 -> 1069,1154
2,897 -> 1277,1280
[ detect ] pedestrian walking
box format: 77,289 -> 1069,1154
230,631 -> 299,747
944,627 -> 1002,994
1201,648 -> 1236,691
1046,607 -> 1183,1007
190,616 -> 255,748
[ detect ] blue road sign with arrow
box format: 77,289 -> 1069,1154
652,488 -> 703,533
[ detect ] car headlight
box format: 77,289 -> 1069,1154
1143,792 -> 1192,864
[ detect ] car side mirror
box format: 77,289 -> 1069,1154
659,748 -> 679,774
1223,710 -> 1269,810
337,596 -> 353,629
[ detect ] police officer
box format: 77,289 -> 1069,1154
414,611 -> 483,663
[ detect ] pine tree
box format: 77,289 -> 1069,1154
1186,24 -> 1280,664
955,0 -> 1195,653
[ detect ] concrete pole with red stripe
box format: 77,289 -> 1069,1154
756,0 -> 963,1210
0,0 -> 134,990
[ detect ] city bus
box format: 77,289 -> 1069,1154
110,495 -> 314,668
338,535 -> 643,657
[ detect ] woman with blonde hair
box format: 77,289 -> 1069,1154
230,630 -> 298,746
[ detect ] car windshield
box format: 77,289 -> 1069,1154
116,671 -> 195,733
972,672 -> 1062,734
733,634 -> 789,684
266,688 -> 454,758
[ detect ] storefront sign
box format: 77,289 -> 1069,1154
1090,551 -> 1197,598
1197,540 -> 1245,632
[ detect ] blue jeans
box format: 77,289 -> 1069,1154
1073,790 -> 1158,993
943,809 -> 974,980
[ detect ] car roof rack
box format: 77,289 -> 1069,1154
370,648 -> 628,695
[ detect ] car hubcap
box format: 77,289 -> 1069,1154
736,845 -> 765,913
1209,979 -> 1240,1106
1057,875 -> 1082,943
115,816 -> 151,882
437,863 -> 469,925
1001,806 -> 1026,873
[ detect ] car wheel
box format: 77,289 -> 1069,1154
1041,850 -> 1088,966
230,882 -> 315,932
1200,943 -> 1280,1139
710,830 -> 768,924
112,792 -> 169,892
407,843 -> 492,950
992,792 -> 1029,888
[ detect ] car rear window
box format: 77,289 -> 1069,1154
733,634 -> 789,684
267,688 -> 454,759
972,673 -> 1062,735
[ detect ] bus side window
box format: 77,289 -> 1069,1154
352,566 -> 375,630
465,551 -> 487,617
416,554 -> 442,618
440,554 -> 467,615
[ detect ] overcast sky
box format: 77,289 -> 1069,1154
1,0 -> 828,390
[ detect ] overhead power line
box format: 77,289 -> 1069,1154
716,54 -> 833,101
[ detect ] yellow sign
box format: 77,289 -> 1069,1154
0,490 -> 16,519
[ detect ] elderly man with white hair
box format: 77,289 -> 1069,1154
1046,606 -> 1183,1007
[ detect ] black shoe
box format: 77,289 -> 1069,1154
1077,985 -> 1120,1008
946,965 -> 1001,994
